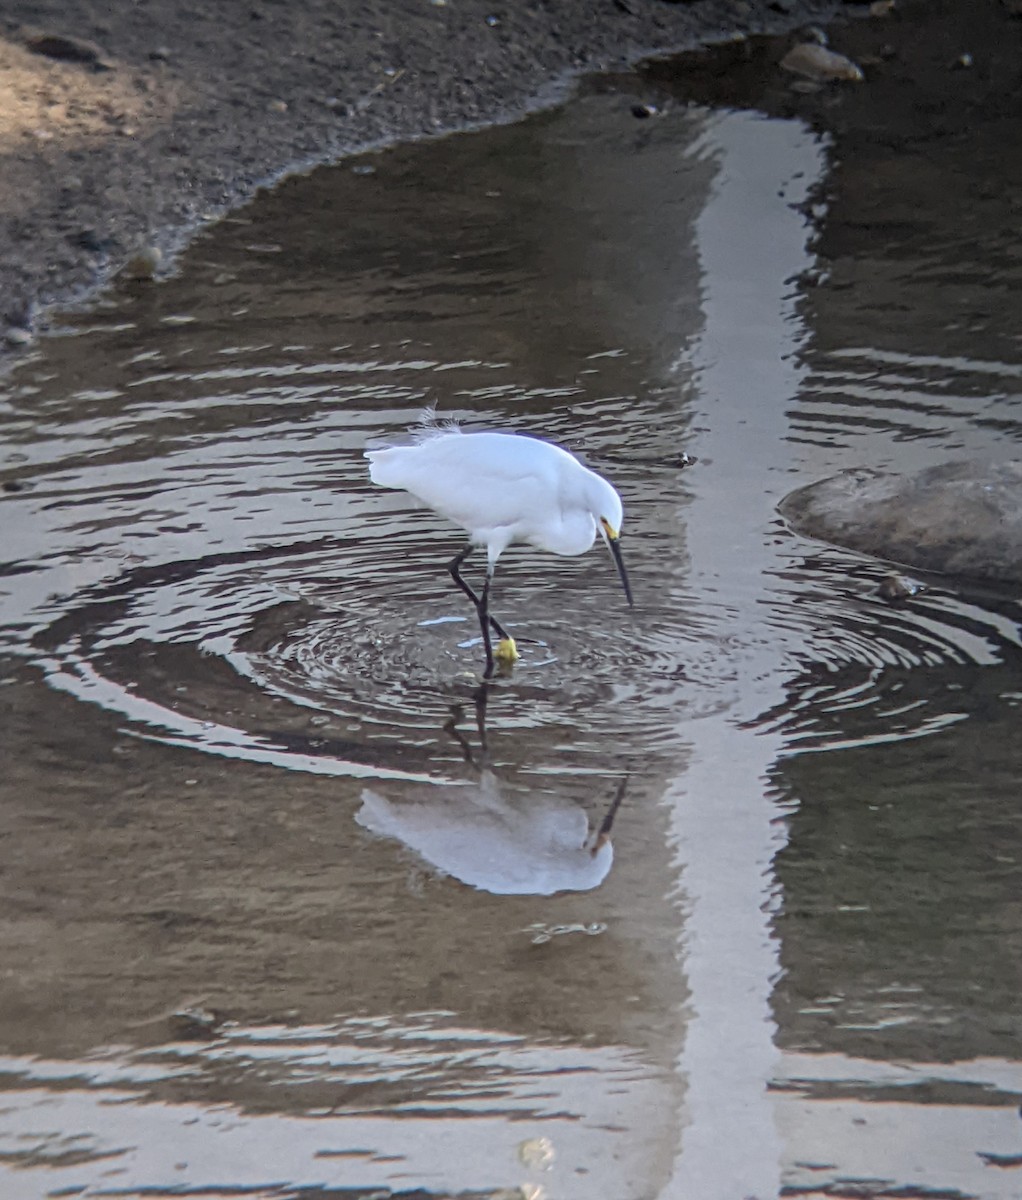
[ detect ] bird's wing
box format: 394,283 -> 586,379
376,434 -> 557,539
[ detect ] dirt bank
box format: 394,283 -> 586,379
0,0 -> 844,356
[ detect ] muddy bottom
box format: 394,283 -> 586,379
2,12 -> 1022,1200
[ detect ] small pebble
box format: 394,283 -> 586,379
120,246 -> 162,281
149,46 -> 171,61
869,0 -> 895,14
4,327 -> 32,348
69,228 -> 113,253
24,29 -> 107,66
4,302 -> 34,328
631,102 -> 657,119
877,574 -> 923,603
267,98 -> 288,114
952,52 -> 973,69
781,42 -> 864,83
518,1136 -> 555,1170
168,1007 -> 223,1040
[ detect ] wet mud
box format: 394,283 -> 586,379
0,0 -> 841,355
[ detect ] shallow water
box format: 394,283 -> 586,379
1,53 -> 1021,1200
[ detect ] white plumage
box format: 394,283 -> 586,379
367,429 -> 621,560
365,425 -> 632,675
357,771 -> 614,896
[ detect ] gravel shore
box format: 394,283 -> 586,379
0,0 -> 841,357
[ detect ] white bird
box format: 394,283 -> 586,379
364,424 -> 632,675
357,770 -> 618,895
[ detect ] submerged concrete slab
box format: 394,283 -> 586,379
779,460 -> 1022,584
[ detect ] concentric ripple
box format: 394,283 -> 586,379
32,527 -> 731,780
754,551 -> 1022,753
29,519 -> 1022,781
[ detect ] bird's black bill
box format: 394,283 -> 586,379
607,535 -> 633,607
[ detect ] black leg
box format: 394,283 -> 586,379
448,544 -> 510,640
478,570 -> 495,678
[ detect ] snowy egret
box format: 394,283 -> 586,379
357,770 -> 619,895
365,424 -> 632,675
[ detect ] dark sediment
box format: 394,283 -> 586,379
0,0 -> 843,353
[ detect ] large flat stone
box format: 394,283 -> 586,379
778,460 -> 1022,584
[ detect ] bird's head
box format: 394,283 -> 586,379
588,474 -> 633,607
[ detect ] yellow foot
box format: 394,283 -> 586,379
494,636 -> 520,666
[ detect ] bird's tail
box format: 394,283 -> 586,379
364,409 -> 462,487
364,445 -> 410,489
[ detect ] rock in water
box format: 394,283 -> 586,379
24,29 -> 109,67
120,246 -> 162,280
877,574 -> 923,603
780,42 -> 864,82
778,460 -> 1022,584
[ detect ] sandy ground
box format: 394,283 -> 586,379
0,0 -> 846,358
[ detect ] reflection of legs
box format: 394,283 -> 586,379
442,681 -> 490,763
448,544 -> 509,640
443,704 -> 476,765
473,681 -> 489,754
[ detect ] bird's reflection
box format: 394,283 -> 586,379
356,683 -> 627,896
